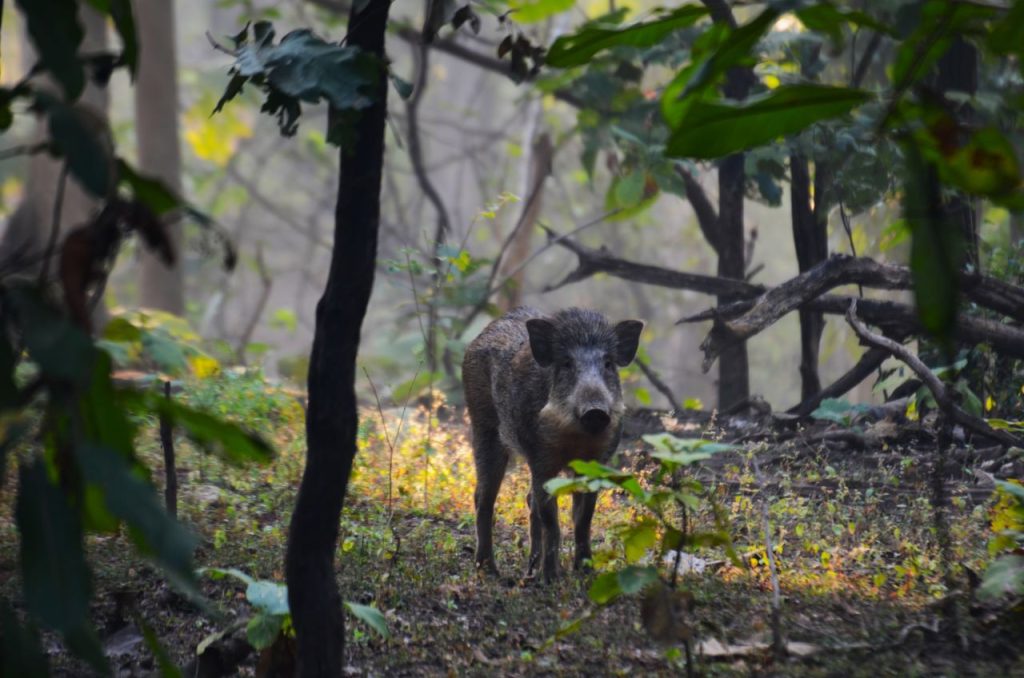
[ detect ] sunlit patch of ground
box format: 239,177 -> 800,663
0,375 -> 1021,676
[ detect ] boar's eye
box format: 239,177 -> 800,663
561,358 -> 573,370
604,358 -> 614,370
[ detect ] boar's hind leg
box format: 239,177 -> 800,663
473,427 -> 508,575
572,491 -> 597,571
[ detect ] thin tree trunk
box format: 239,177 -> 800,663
716,153 -> 749,410
499,131 -> 551,310
134,0 -> 185,314
790,155 -> 827,399
284,1 -> 390,675
935,36 -> 979,271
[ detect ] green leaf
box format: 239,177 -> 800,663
587,571 -> 622,604
102,317 -> 144,343
142,329 -> 189,375
139,619 -> 183,678
546,5 -> 708,67
666,85 -> 872,159
903,145 -> 961,349
622,522 -> 658,563
344,602 -> 390,638
978,554 -> 1024,600
45,98 -> 113,198
3,285 -> 95,384
634,387 -> 652,406
117,159 -> 183,215
796,3 -> 894,47
246,581 -> 290,616
989,0 -> 1024,55
15,0 -> 85,99
151,398 -> 275,466
1,599 -> 49,677
543,476 -> 586,497
16,461 -> 107,673
87,0 -> 139,77
810,398 -> 873,426
994,480 -> 1024,503
199,567 -> 256,586
246,613 -> 286,650
76,444 -> 199,594
666,6 -> 779,114
508,0 -> 573,24
389,73 -> 414,100
589,565 -> 659,604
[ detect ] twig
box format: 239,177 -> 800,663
362,365 -> 420,520
234,244 -> 273,364
752,456 -> 784,661
635,357 -> 683,413
0,142 -> 52,162
160,380 -> 177,518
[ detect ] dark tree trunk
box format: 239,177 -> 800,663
789,155 -> 828,399
284,1 -> 390,675
935,36 -> 980,270
715,153 -> 749,410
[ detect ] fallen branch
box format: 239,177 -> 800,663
845,300 -> 1022,448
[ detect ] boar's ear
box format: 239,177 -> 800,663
526,318 -> 557,367
613,320 -> 644,366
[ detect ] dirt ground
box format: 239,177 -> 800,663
1,398 -> 1022,677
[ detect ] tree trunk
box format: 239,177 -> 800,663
715,153 -> 749,410
935,35 -> 979,271
1,5 -> 110,327
789,155 -> 828,399
499,131 -> 551,310
284,1 -> 390,675
133,0 -> 185,314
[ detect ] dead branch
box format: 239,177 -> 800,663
635,357 -> 683,413
845,300 -> 1022,448
676,166 -> 719,254
788,345 -> 893,417
234,244 -> 273,364
543,232 -> 763,298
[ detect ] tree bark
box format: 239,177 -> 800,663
133,0 -> 185,314
284,1 -> 390,675
789,155 -> 828,399
935,35 -> 980,271
499,132 -> 551,310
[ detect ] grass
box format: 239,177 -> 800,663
0,370 -> 1021,676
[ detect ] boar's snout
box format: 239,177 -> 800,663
579,407 -> 611,434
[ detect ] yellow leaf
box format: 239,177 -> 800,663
184,94 -> 253,167
189,355 -> 221,379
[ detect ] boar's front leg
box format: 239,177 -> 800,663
572,491 -> 597,571
473,426 -> 509,576
526,485 -> 542,577
529,470 -> 561,583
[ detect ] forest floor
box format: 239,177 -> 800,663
1,371 -> 1023,677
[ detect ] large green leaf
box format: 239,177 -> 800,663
246,581 -> 289,616
152,398 -> 275,466
76,444 -> 199,593
546,6 -> 708,68
1,599 -> 49,677
666,85 -> 871,159
43,97 -> 113,198
15,0 -> 85,99
903,145 -> 961,349
117,159 -> 183,215
16,461 -> 107,672
978,554 -> 1024,600
588,565 -> 659,604
344,602 -> 390,639
247,613 -> 286,650
3,286 -> 95,384
508,0 -> 573,24
796,3 -> 894,47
